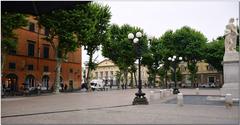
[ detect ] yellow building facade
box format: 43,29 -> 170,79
90,59 -> 149,87
179,61 -> 223,87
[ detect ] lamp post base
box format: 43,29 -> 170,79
132,92 -> 149,105
173,88 -> 180,94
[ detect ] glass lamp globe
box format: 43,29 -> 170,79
179,57 -> 183,60
128,33 -> 134,39
148,41 -> 151,47
147,35 -> 153,40
159,64 -> 164,67
136,32 -> 142,38
133,38 -> 139,43
172,58 -> 175,61
173,55 -> 176,59
168,57 -> 172,61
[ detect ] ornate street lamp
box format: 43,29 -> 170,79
128,32 -> 149,105
168,56 -> 182,94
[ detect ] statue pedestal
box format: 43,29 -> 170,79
221,52 -> 240,98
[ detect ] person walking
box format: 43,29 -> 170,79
37,83 -> 41,95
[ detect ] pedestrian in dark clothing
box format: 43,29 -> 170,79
64,84 -> 68,91
37,83 -> 41,95
110,80 -> 113,89
60,83 -> 64,91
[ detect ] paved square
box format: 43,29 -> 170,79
1,89 -> 239,124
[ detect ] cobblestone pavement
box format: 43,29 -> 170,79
1,88 -> 239,124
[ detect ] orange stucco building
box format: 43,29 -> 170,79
2,15 -> 82,93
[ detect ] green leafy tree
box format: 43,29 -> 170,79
142,37 -> 166,88
170,68 -> 182,84
1,12 -> 27,70
39,9 -> 79,93
115,71 -> 122,89
71,3 -> 111,91
158,67 -> 165,87
204,36 -> 224,72
102,24 -> 148,88
128,65 -> 137,88
159,30 -> 175,88
172,26 -> 207,87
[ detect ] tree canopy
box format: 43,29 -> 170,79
39,8 -> 79,93
1,12 -> 27,70
204,37 -> 224,72
102,24 -> 148,87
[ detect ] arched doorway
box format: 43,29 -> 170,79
42,75 -> 49,90
5,73 -> 18,92
25,75 -> 35,90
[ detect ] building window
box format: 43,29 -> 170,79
45,27 -> 50,36
207,65 -> 214,71
28,64 -> 34,71
69,68 -> 73,73
8,50 -> 16,55
180,66 -> 185,72
208,76 -> 215,83
29,22 -> 35,32
95,72 -> 98,79
100,72 -> 103,79
110,71 -> 113,78
43,66 -> 49,72
43,46 -> 49,58
42,75 -> 49,90
9,62 -> 16,69
25,75 -> 35,88
105,71 -> 108,79
28,41 -> 35,57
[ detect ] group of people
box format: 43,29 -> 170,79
60,83 -> 71,91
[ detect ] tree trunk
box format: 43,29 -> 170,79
123,69 -> 128,89
134,71 -> 137,88
54,57 -> 62,94
165,70 -> 168,88
130,72 -> 134,88
1,52 -> 6,71
153,73 -> 156,88
188,62 -> 198,88
86,53 -> 93,92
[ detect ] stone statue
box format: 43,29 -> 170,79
224,18 -> 238,52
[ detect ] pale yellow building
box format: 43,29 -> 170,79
90,59 -> 149,87
179,61 -> 223,87
89,59 -> 223,88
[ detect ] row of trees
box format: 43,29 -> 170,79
143,27 -> 209,88
3,2 -> 235,91
102,25 -> 232,88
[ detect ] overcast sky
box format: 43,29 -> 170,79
82,0 -> 239,65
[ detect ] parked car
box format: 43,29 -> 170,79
200,83 -> 216,88
200,83 -> 209,88
181,83 -> 191,88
